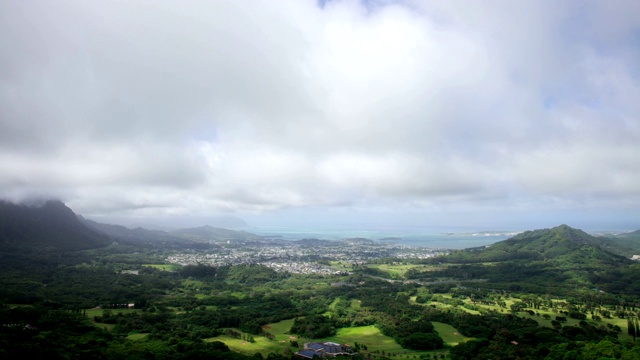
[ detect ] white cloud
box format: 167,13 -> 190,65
1,0 -> 639,229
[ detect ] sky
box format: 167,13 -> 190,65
1,0 -> 640,231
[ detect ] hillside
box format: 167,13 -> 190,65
413,225 -> 640,294
0,200 -> 111,251
606,229 -> 640,251
443,225 -> 632,267
80,220 -> 263,249
80,217 -> 211,249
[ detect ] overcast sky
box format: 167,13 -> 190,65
1,0 -> 639,231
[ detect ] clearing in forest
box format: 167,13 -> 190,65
432,322 -> 474,346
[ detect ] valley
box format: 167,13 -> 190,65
2,201 -> 640,359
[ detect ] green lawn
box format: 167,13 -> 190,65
367,264 -> 438,279
85,307 -> 140,318
206,322 -> 453,360
210,323 -> 439,359
329,261 -> 355,272
208,334 -> 290,356
323,325 -> 447,359
351,299 -> 362,309
143,264 -> 180,271
262,318 -> 296,341
424,293 -> 631,342
208,319 -> 298,356
85,307 -> 141,330
321,325 -> 398,350
127,333 -> 149,340
432,322 -> 474,346
7,304 -> 33,309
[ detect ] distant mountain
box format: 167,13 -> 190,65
605,229 -> 640,252
621,229 -> 640,237
444,224 -> 632,267
206,216 -> 248,229
0,200 -> 111,251
169,225 -> 262,242
80,220 -> 262,248
79,217 -> 203,248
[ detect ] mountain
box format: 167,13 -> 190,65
206,216 -> 248,229
621,229 -> 640,237
0,200 -> 111,251
606,229 -> 640,251
444,224 -> 632,268
169,225 -> 261,242
79,217 -> 198,248
80,219 -> 263,248
418,225 -> 640,294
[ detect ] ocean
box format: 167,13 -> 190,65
248,226 -> 521,249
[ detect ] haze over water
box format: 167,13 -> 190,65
249,226 -> 518,249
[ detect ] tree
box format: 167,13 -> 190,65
510,301 -> 527,313
399,333 -> 444,350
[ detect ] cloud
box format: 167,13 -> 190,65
0,0 -> 639,228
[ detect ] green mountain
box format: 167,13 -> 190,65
79,217 -> 203,248
418,225 -> 639,294
79,217 -> 264,248
0,200 -> 111,251
606,229 -> 640,251
445,225 -> 632,268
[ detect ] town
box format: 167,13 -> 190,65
167,237 -> 447,275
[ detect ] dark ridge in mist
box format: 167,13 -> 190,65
0,199 -> 111,251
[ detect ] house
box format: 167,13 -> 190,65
296,342 -> 352,358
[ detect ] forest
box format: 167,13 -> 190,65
3,206 -> 640,360
2,239 -> 640,360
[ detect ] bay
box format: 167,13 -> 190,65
248,226 -> 520,249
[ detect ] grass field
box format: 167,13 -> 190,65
143,264 -> 180,271
262,319 -> 296,341
351,299 -> 362,309
209,322 -> 446,359
208,319 -> 298,356
267,320 -> 464,357
423,293 -> 632,342
323,325 -> 399,351
432,322 -> 474,346
329,261 -> 356,272
85,307 -> 141,331
85,307 -> 140,318
7,304 -> 33,309
208,334 -> 291,356
367,264 -> 439,279
127,333 -> 149,340
323,325 -> 450,360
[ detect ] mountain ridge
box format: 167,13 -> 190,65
0,200 -> 112,250
81,219 -> 263,248
442,224 -> 632,267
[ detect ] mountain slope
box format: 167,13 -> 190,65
416,225 -> 639,294
0,200 -> 111,250
81,217 -> 180,242
606,229 -> 640,251
444,225 -> 632,268
81,219 -> 263,247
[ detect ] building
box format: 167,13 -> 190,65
296,342 -> 352,358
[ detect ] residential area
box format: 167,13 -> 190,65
166,238 -> 446,275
